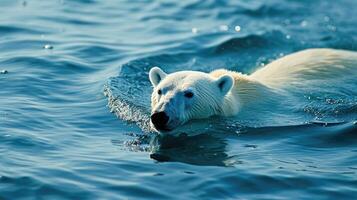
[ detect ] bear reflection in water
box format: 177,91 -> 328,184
148,117 -> 246,166
149,121 -> 357,166
150,132 -> 232,166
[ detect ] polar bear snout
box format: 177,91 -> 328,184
151,111 -> 170,131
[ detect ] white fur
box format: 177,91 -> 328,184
149,48 -> 357,131
251,48 -> 357,88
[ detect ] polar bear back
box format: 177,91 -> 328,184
250,48 -> 357,88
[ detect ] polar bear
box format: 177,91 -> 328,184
149,48 -> 357,132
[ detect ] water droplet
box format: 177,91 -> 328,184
219,25 -> 229,31
234,25 -> 241,32
191,27 -> 198,34
327,25 -> 336,32
43,44 -> 53,49
324,16 -> 330,22
0,70 -> 8,74
300,20 -> 308,27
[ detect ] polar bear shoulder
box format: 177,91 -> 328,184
210,69 -> 277,116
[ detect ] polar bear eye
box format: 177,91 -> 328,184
157,89 -> 162,95
184,91 -> 194,98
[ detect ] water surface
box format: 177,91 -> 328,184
1,0 -> 357,199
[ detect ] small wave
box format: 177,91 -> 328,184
0,134 -> 56,151
104,75 -> 152,132
0,25 -> 51,35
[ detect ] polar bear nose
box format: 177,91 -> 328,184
151,112 -> 169,130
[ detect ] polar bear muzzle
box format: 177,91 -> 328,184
151,111 -> 170,131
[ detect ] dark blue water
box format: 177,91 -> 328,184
1,0 -> 357,199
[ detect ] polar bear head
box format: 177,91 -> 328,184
149,67 -> 234,132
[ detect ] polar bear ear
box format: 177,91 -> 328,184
149,66 -> 167,87
215,75 -> 234,95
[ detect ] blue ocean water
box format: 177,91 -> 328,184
1,0 -> 357,199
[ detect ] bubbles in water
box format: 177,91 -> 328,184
43,44 -> 53,49
234,25 -> 241,32
0,70 -> 8,74
219,25 -> 229,31
286,35 -> 291,39
191,27 -> 198,34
